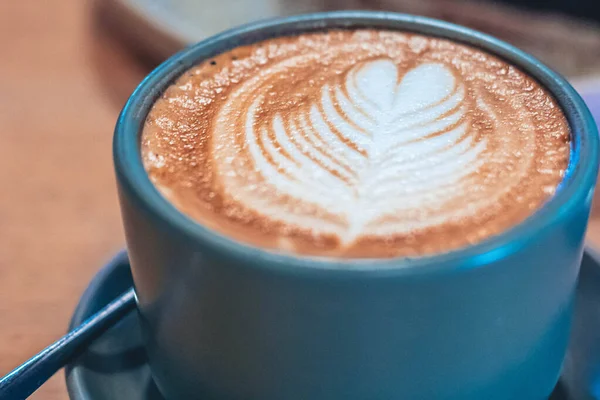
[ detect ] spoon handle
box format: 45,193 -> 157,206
0,288 -> 136,400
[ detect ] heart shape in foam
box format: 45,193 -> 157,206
213,58 -> 494,244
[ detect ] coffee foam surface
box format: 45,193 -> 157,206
142,30 -> 570,258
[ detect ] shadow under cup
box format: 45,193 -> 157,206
113,11 -> 600,400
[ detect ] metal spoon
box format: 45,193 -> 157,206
0,288 -> 136,400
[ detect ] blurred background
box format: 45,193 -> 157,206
3,0 -> 600,398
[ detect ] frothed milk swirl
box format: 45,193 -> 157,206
142,30 -> 570,258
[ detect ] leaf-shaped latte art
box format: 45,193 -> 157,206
212,58 -> 498,244
145,31 -> 571,257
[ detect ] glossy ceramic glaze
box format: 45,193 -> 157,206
65,249 -> 600,400
113,11 -> 599,400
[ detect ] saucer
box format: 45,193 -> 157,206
65,250 -> 600,400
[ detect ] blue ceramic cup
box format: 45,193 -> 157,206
114,11 -> 599,400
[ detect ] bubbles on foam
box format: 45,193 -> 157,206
145,151 -> 166,168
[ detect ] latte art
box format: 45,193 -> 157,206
142,30 -> 570,258
215,58 -> 490,242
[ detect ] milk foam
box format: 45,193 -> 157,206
142,30 -> 570,258
213,58 -> 526,243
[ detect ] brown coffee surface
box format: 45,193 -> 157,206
142,30 -> 570,259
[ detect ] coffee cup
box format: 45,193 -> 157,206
114,11 -> 599,399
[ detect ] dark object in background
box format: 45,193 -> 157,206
496,0 -> 600,23
331,0 -> 600,78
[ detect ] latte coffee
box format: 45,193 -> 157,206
142,29 -> 570,258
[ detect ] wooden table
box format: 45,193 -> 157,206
0,1 -> 150,398
1,1 -> 600,399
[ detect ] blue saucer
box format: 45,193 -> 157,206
65,249 -> 600,399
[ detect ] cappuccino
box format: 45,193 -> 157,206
142,30 -> 570,258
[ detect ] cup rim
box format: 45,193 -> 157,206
114,10 -> 598,277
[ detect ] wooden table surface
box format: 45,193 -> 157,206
2,1 -> 600,399
0,1 -> 150,398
